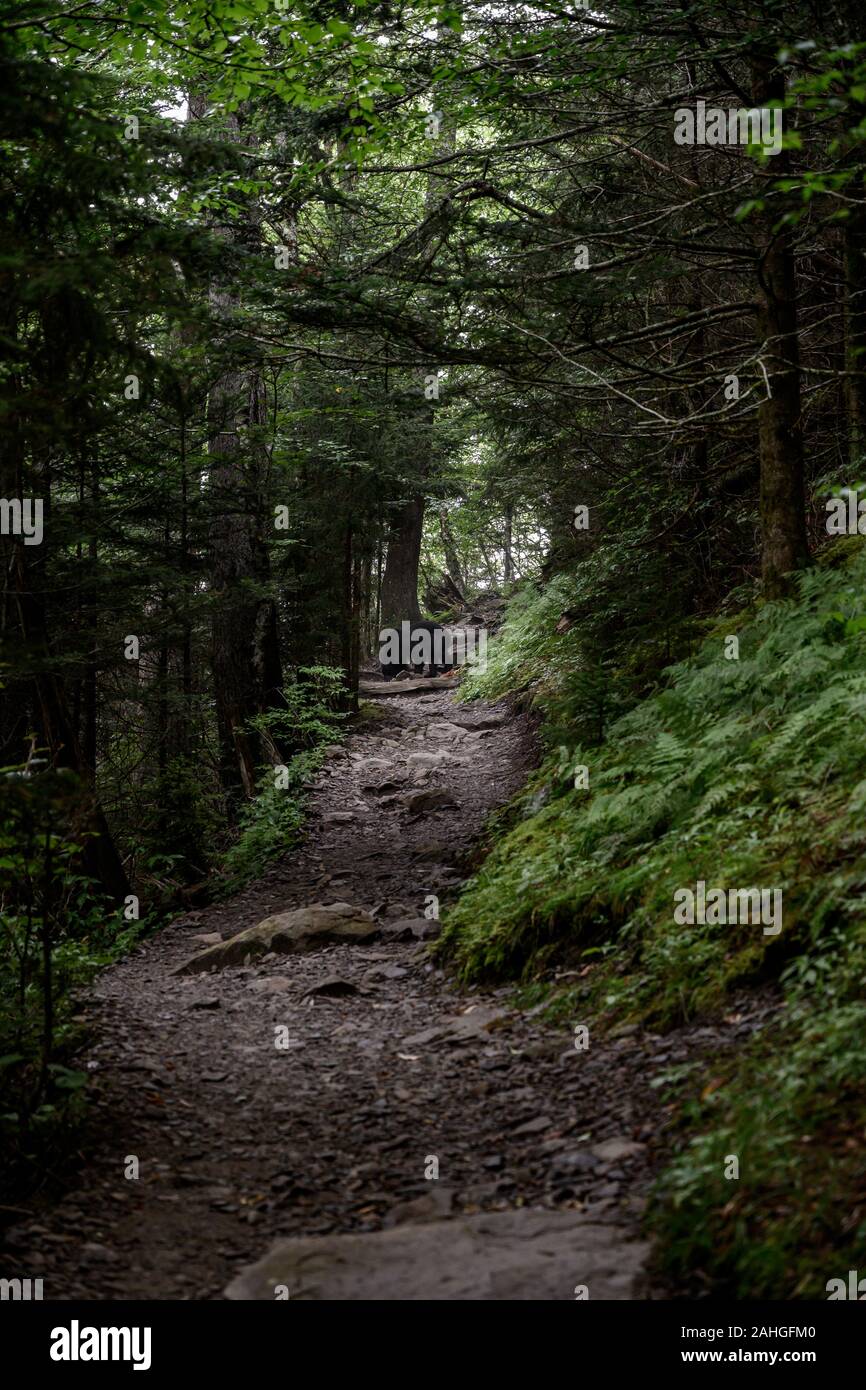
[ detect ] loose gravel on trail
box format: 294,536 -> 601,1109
4,683 -> 778,1299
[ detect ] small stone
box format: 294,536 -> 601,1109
413,842 -> 449,861
381,916 -> 442,942
552,1151 -> 600,1175
523,1039 -> 564,1061
595,1182 -> 621,1198
511,1115 -> 554,1137
80,1242 -> 117,1264
412,918 -> 442,941
400,1026 -> 446,1049
365,964 -> 409,981
383,1187 -> 455,1228
301,976 -> 360,1000
401,789 -> 457,815
591,1138 -> 646,1163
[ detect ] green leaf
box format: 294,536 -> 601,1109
47,1064 -> 88,1090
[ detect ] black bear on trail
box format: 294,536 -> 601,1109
379,619 -> 453,680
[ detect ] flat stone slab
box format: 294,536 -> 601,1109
592,1138 -> 647,1163
401,1004 -> 509,1050
224,1208 -> 650,1300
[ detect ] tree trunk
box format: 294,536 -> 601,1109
503,502 -> 514,585
8,532 -> 130,902
844,171 -> 866,465
751,53 -> 810,597
380,494 -> 425,627
380,57 -> 457,628
192,98 -> 284,810
208,362 -> 283,805
438,507 -> 466,596
841,38 -> 866,457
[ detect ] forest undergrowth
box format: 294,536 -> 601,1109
442,536 -> 866,1296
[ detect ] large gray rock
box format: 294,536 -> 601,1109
224,1208 -> 649,1300
406,750 -> 450,769
172,903 -> 377,976
425,721 -> 469,742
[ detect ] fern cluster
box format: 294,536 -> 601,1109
441,537 -> 866,1296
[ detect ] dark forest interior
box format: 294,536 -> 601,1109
3,0 -> 866,1315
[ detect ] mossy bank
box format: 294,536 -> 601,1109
439,538 -> 866,1298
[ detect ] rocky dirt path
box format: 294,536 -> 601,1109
4,682 -> 775,1299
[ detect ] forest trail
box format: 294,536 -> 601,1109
9,684 -> 679,1299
